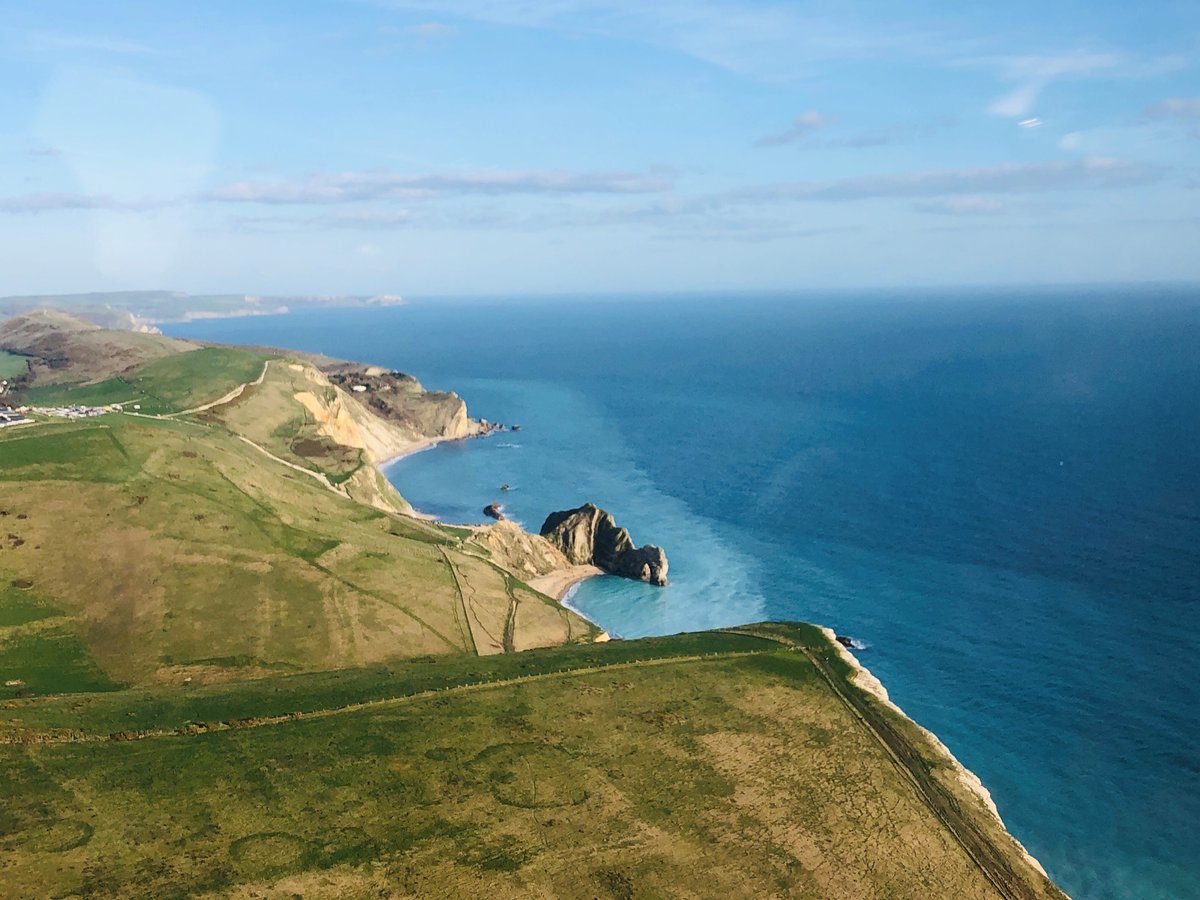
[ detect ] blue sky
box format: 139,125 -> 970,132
1,0 -> 1197,295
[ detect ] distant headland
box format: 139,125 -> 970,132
0,290 -> 405,333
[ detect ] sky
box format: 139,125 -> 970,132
0,0 -> 1198,296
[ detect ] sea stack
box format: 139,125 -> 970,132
539,503 -> 669,586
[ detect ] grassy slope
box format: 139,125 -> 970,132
0,414 -> 594,689
0,625 -> 1062,899
21,346 -> 268,414
0,309 -> 196,386
198,359 -> 364,484
0,349 -> 26,380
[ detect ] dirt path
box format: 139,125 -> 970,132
438,547 -> 479,654
168,360 -> 270,417
233,434 -> 347,495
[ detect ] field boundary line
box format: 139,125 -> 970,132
0,651 -> 759,746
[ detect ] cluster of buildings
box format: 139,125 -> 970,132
0,403 -> 123,426
0,407 -> 30,429
35,404 -> 117,420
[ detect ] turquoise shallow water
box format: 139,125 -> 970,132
170,287 -> 1200,899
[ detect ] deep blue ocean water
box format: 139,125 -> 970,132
169,286 -> 1200,899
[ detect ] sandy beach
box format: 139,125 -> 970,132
376,436 -> 443,470
528,564 -> 605,601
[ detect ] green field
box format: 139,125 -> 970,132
0,414 -> 594,687
21,346 -> 267,414
0,349 -> 26,380
0,625 -> 1062,899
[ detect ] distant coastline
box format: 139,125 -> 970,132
0,290 -> 406,333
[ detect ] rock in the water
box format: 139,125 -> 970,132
483,503 -> 505,521
539,503 -> 668,586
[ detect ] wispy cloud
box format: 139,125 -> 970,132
207,169 -> 674,203
727,157 -> 1158,204
758,116 -> 957,150
913,196 -> 1010,216
27,147 -> 64,158
983,51 -> 1122,117
654,223 -> 861,243
755,111 -> 837,147
1144,97 -> 1200,120
364,0 -> 949,80
378,21 -> 457,39
978,50 -> 1191,119
0,192 -> 161,214
24,32 -> 161,56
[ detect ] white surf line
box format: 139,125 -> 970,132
167,359 -> 270,418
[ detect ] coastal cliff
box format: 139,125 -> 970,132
0,311 -> 1065,899
540,503 -> 669,586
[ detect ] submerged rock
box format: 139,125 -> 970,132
539,503 -> 668,586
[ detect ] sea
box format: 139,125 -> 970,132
168,285 -> 1200,899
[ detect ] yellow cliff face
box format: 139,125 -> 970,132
291,364 -> 473,465
293,387 -> 362,450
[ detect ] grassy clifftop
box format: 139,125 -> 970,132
0,311 -> 1063,898
0,625 -> 1063,899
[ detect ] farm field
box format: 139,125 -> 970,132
0,349 -> 26,380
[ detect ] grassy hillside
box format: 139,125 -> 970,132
20,346 -> 268,414
197,359 -> 366,485
0,349 -> 26,380
0,625 -> 1062,899
0,308 -> 196,386
0,414 -> 594,688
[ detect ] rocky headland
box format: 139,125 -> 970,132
539,503 -> 669,586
